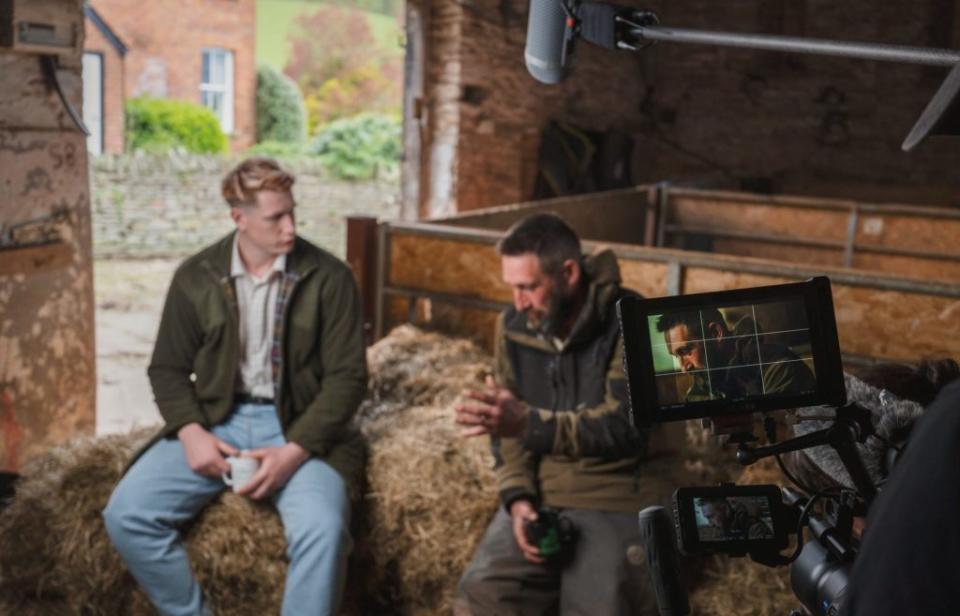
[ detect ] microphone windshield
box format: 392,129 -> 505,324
525,0 -> 568,84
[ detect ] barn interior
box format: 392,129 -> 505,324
2,0 -> 960,614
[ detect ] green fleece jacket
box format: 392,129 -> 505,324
494,250 -> 650,513
139,233 -> 367,488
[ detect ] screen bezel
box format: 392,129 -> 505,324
673,485 -> 789,556
618,277 -> 846,425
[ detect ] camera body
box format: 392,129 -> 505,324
524,508 -> 578,562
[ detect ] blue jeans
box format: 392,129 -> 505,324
103,403 -> 351,616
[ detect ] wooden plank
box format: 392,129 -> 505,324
854,213 -> 960,256
681,267 -> 793,295
712,239 -> 843,267
345,217 -> 378,344
437,187 -> 649,245
852,253 -> 960,283
832,285 -> 960,362
389,232 -> 511,303
668,196 -> 852,243
618,260 -> 670,298
382,294 -> 499,352
0,241 -> 72,276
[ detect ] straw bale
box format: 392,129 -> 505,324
354,405 -> 497,613
0,325 -> 497,615
0,428 -> 290,615
359,324 -> 492,425
351,324 -> 498,613
0,324 -> 800,615
689,555 -> 793,616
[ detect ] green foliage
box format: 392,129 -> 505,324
125,98 -> 228,154
309,113 -> 401,180
256,65 -> 308,144
284,5 -> 402,131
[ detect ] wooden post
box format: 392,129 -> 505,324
345,216 -> 379,346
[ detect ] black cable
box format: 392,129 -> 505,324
40,55 -> 89,136
775,453 -> 820,496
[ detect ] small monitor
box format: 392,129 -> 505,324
673,485 -> 790,555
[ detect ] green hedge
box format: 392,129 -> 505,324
125,98 -> 228,154
256,65 -> 308,144
310,113 -> 400,180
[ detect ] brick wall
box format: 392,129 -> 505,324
416,0 -> 960,213
90,154 -> 400,258
83,22 -> 126,154
88,0 -> 257,151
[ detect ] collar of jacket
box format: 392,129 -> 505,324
505,248 -> 623,352
198,231 -> 322,283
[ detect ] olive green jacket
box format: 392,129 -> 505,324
140,233 -> 367,487
494,250 -> 650,513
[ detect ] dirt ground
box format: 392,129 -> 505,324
94,258 -> 175,434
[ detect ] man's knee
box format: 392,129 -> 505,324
102,485 -> 146,538
286,509 -> 351,558
457,561 -> 484,605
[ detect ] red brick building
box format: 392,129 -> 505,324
82,0 -> 256,154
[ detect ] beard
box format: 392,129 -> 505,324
527,278 -> 579,337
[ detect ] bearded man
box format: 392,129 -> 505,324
454,213 -> 657,615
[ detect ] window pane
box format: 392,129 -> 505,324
202,52 -> 210,84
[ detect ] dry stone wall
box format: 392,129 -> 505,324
90,154 -> 400,258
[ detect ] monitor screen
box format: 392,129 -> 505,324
618,277 -> 845,424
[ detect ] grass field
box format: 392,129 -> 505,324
257,0 -> 403,71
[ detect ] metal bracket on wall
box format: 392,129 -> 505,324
0,206 -> 69,249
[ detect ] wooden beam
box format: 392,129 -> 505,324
0,241 -> 71,276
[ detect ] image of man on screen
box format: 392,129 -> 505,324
696,496 -> 773,541
656,308 -> 816,403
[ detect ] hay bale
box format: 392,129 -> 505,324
0,428 -> 289,616
351,325 -> 497,613
0,324 -> 797,615
0,325 -> 496,615
354,405 -> 497,613
359,323 -> 491,424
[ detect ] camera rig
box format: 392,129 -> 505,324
618,278 -> 885,616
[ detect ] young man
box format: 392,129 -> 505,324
103,158 -> 367,616
455,213 -> 656,615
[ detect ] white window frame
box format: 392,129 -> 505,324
83,52 -> 104,155
200,48 -> 235,134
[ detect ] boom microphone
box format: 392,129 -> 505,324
638,506 -> 690,616
524,0 -> 570,84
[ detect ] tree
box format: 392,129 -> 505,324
284,5 -> 402,131
256,65 -> 308,144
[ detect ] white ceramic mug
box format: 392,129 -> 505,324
222,455 -> 259,493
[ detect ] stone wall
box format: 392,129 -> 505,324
90,154 -> 400,258
415,0 -> 960,214
0,0 -> 97,470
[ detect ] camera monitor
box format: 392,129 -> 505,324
618,277 -> 845,425
673,485 -> 790,555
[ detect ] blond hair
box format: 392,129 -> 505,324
221,158 -> 295,207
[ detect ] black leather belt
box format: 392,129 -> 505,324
234,393 -> 275,405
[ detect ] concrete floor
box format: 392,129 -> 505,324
94,258 -> 174,434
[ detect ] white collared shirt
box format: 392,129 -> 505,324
231,236 -> 286,399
